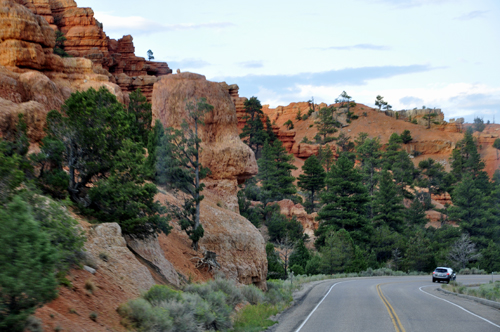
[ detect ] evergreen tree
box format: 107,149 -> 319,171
266,243 -> 285,279
258,140 -> 297,203
450,129 -> 490,192
336,132 -> 355,152
315,106 -> 340,144
264,116 -> 277,144
289,240 -> 311,271
89,140 -> 171,238
145,120 -> 165,179
0,196 -> 58,331
297,155 -> 325,213
372,170 -> 405,232
405,197 -> 428,226
404,231 -> 434,272
317,145 -> 335,172
53,30 -> 69,57
240,97 -> 268,158
370,225 -> 404,265
128,89 -> 152,147
319,229 -> 357,274
315,155 -> 371,248
418,158 -> 445,195
422,111 -> 438,129
356,137 -> 382,218
400,129 -> 412,144
374,95 -> 387,110
383,133 -> 417,196
479,241 -> 500,272
284,119 -> 294,130
157,98 -> 213,250
448,174 -> 493,247
0,140 -> 24,204
44,87 -> 132,204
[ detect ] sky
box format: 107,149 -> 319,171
77,0 -> 500,122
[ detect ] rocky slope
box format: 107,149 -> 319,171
250,101 -> 500,179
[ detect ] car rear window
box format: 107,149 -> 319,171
435,268 -> 447,273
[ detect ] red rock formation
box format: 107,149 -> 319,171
152,72 -> 258,211
17,0 -> 172,101
275,199 -> 318,246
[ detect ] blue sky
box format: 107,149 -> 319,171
77,0 -> 500,122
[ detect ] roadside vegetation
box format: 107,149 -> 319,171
443,280 -> 500,303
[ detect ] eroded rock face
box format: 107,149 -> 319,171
14,0 -> 172,102
124,235 -> 180,287
158,190 -> 268,290
275,199 -> 318,244
0,0 -> 56,70
85,223 -> 156,296
152,72 -> 258,211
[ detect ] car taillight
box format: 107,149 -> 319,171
447,273 -> 450,275
433,272 -> 436,274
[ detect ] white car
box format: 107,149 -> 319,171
432,267 -> 456,283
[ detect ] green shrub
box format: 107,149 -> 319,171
89,312 -> 98,322
232,304 -> 279,332
144,285 -> 182,304
241,285 -> 264,305
290,264 -> 305,275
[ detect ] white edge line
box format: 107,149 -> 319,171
419,285 -> 500,329
295,281 -> 350,332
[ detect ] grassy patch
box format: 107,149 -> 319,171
232,303 -> 280,332
443,281 -> 500,302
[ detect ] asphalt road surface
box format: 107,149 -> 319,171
271,275 -> 500,332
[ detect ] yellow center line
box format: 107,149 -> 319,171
376,283 -> 406,332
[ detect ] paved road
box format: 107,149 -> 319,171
271,275 -> 500,332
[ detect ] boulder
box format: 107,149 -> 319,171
84,223 -> 156,296
124,235 -> 180,287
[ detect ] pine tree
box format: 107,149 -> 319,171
418,158 -> 445,195
44,87 -> 132,204
289,240 -> 311,271
266,243 -> 285,279
383,133 -> 417,196
156,98 -> 213,250
0,196 -> 58,331
240,97 -> 268,158
450,129 -> 490,193
400,129 -> 412,144
405,197 -> 428,226
356,136 -> 382,218
128,89 -> 152,147
315,106 -> 340,144
319,229 -> 355,274
315,155 -> 371,248
89,140 -> 171,238
448,174 -> 493,247
145,120 -> 165,179
372,170 -> 405,232
317,145 -> 335,172
297,155 -> 325,213
258,140 -> 297,203
374,95 -> 387,111
404,231 -> 435,272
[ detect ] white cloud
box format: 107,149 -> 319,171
454,10 -> 488,20
94,12 -> 235,34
